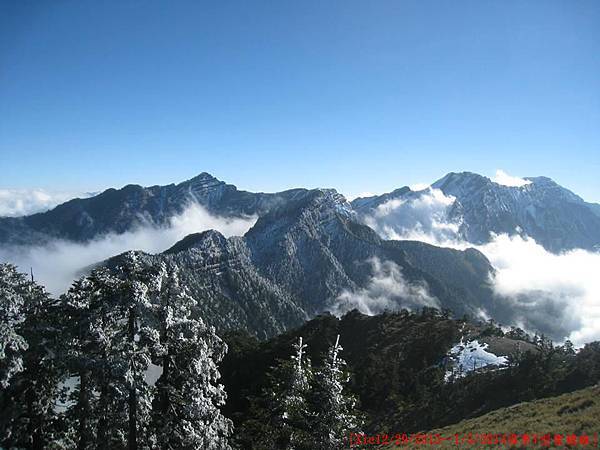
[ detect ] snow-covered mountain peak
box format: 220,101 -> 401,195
355,171 -> 600,252
164,229 -> 227,255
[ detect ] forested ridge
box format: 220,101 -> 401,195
2,261 -> 600,449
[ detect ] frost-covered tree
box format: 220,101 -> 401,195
59,257 -> 233,450
59,253 -> 161,450
60,268 -> 123,450
0,264 -> 29,388
114,252 -> 161,450
151,263 -> 232,449
0,264 -> 65,449
264,336 -> 313,450
309,335 -> 362,449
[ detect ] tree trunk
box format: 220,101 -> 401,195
128,306 -> 138,450
77,369 -> 92,450
96,376 -> 109,450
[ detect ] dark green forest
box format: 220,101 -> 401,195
221,310 -> 600,448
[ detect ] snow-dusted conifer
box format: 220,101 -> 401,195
59,253 -> 160,450
0,264 -> 29,388
109,251 -> 160,450
309,335 -> 361,449
151,263 -> 232,449
0,264 -> 64,449
265,336 -> 313,449
60,268 -> 122,450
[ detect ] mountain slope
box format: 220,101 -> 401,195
388,385 -> 600,449
244,188 -> 497,317
100,187 -> 506,340
220,310 -> 600,449
4,170 -> 599,253
353,172 -> 600,253
3,170 -> 596,341
107,231 -> 309,340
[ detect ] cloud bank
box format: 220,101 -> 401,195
0,189 -> 92,217
492,169 -> 532,187
364,188 -> 461,245
477,235 -> 598,346
0,203 -> 257,296
361,191 -> 600,346
330,257 -> 440,317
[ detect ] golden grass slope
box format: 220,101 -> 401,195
386,385 -> 600,449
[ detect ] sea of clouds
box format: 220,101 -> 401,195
359,187 -> 600,347
0,202 -> 256,296
2,177 -> 599,347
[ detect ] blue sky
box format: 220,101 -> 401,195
1,0 -> 599,202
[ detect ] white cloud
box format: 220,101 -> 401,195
492,170 -> 532,187
0,189 -> 91,217
477,235 -> 600,347
364,188 -> 461,245
345,191 -> 379,202
361,196 -> 600,346
329,257 -> 440,316
0,203 -> 257,296
409,182 -> 430,191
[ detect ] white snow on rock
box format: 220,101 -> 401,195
444,339 -> 508,382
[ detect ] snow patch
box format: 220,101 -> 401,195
444,339 -> 508,382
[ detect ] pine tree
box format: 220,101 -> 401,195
59,256 -> 234,449
264,336 -> 313,450
309,335 -> 362,450
60,268 -> 122,450
59,253 -> 161,450
0,264 -> 65,449
115,252 -> 160,450
151,263 -> 233,449
0,263 -> 30,389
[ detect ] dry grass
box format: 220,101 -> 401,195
384,385 -> 600,449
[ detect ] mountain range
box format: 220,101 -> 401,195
354,172 -> 600,253
1,171 -> 599,339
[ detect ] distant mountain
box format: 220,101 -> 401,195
3,170 -> 599,253
0,173 -> 306,245
2,170 -> 597,339
243,188 -> 495,317
353,171 -> 600,253
105,187 -> 515,339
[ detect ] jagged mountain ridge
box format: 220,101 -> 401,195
2,170 -> 597,339
0,173 -> 307,245
2,171 -> 598,253
105,188 -> 510,339
353,171 -> 600,253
